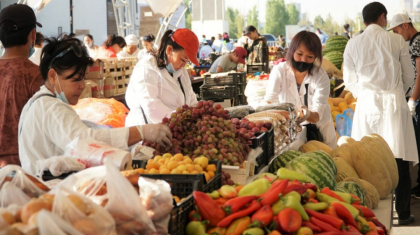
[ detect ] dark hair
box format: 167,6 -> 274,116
0,24 -> 34,48
343,24 -> 350,30
211,36 -> 215,40
142,34 -> 155,42
286,31 -> 322,76
84,34 -> 93,41
35,32 -> 44,46
103,35 -> 126,49
39,36 -> 94,82
153,30 -> 184,69
224,37 -> 230,43
68,33 -> 76,38
202,35 -> 205,37
362,2 -> 387,25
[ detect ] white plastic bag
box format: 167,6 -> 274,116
65,137 -> 132,171
36,156 -> 86,178
0,165 -> 48,198
138,177 -> 173,234
50,186 -> 117,235
103,159 -> 156,235
244,80 -> 269,108
37,209 -> 84,235
0,182 -> 30,208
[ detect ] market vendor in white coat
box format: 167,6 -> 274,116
343,2 -> 417,225
125,28 -> 199,126
18,37 -> 172,175
263,31 -> 336,149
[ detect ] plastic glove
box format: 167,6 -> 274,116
408,100 -> 416,117
137,124 -> 172,148
296,105 -> 311,123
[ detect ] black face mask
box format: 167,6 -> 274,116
292,58 -> 313,73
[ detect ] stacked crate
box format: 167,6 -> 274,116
200,72 -> 247,106
102,59 -> 134,95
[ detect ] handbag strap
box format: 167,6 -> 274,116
304,84 -> 309,107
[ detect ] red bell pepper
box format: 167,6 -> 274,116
352,204 -> 375,218
308,198 -> 319,203
269,214 -> 280,231
305,182 -> 318,192
193,191 -> 226,227
324,205 -> 339,218
321,187 -> 345,202
309,217 -> 342,233
282,182 -> 308,195
301,220 -> 322,233
188,208 -> 201,221
217,200 -> 261,227
215,197 -> 228,206
250,205 -> 274,228
260,179 -> 289,206
331,202 -> 357,228
305,208 -> 346,230
223,196 -> 258,215
278,207 -> 302,233
350,194 -> 361,205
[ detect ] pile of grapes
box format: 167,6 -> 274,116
143,101 -> 251,165
232,118 -> 273,143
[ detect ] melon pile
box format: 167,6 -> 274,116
322,35 -> 349,70
269,134 -> 397,209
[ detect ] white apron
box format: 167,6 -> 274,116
352,82 -> 418,163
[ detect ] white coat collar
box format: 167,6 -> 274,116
285,64 -> 309,105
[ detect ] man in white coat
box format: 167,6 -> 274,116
343,2 -> 417,225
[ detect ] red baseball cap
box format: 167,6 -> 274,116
234,47 -> 247,64
171,28 -> 200,66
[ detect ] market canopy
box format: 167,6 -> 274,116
145,0 -> 183,17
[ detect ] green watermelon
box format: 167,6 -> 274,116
324,51 -> 344,70
323,35 -> 349,55
304,151 -> 337,176
285,154 -> 336,190
269,150 -> 302,173
336,181 -> 366,206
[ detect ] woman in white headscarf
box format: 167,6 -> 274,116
117,34 -> 140,59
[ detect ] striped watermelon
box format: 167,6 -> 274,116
269,150 -> 302,173
285,154 -> 336,190
323,35 -> 349,55
324,51 -> 344,70
336,181 -> 366,206
304,151 -> 337,176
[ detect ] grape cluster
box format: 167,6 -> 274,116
143,101 -> 251,165
231,118 -> 273,143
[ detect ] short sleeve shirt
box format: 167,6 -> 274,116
0,58 -> 44,166
409,32 -> 420,91
209,54 -> 237,73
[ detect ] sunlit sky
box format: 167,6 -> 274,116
225,0 -> 408,25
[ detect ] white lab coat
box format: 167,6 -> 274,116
264,62 -> 337,149
18,86 -> 130,174
117,48 -> 140,59
125,54 -> 198,126
343,24 -> 418,163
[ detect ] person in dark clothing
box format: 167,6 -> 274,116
244,25 -> 269,73
342,23 -> 351,39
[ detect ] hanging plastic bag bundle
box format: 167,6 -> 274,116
0,182 -> 30,208
0,165 -> 49,198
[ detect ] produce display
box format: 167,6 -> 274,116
328,93 -> 357,138
187,171 -> 388,235
143,101 -> 251,165
322,35 -> 349,70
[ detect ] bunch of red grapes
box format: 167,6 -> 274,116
232,118 -> 273,144
143,100 -> 251,165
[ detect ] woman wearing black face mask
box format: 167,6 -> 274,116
263,31 -> 336,149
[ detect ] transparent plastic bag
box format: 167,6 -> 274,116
37,209 -> 84,235
254,103 -> 295,113
138,177 -> 173,235
36,156 -> 86,178
103,159 -> 156,235
244,80 -> 269,107
336,109 -> 353,137
225,105 -> 255,119
0,165 -> 48,198
0,182 -> 30,208
50,186 -> 117,235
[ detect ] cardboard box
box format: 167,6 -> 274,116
104,76 -> 115,98
79,81 -> 92,99
90,78 -> 104,98
86,60 -> 104,79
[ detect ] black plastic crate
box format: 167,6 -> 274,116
200,85 -> 236,100
247,64 -> 266,74
203,72 -> 246,86
141,174 -> 200,235
254,149 -> 266,174
41,171 -> 77,181
264,127 -> 275,165
202,160 -> 222,193
132,160 -> 143,169
248,132 -> 265,149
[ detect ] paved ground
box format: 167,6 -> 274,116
391,164 -> 420,234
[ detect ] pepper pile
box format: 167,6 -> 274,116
186,171 -> 388,235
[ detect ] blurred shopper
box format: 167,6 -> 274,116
0,3 -> 44,166
125,29 -> 200,126
316,28 -> 326,45
221,37 -> 234,53
96,35 -> 126,59
118,34 -> 140,59
83,34 -> 99,59
278,34 -> 286,48
29,32 -> 44,65
209,47 -> 247,73
138,34 -> 155,61
342,23 -> 351,39
199,41 -> 214,59
212,33 -> 223,52
343,2 -> 416,225
209,36 -> 215,47
244,25 -> 269,72
237,31 -> 248,47
388,13 -> 420,199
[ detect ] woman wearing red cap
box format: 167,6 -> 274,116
125,29 -> 200,126
209,47 -> 247,73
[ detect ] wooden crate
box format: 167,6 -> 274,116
222,161 -> 254,185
